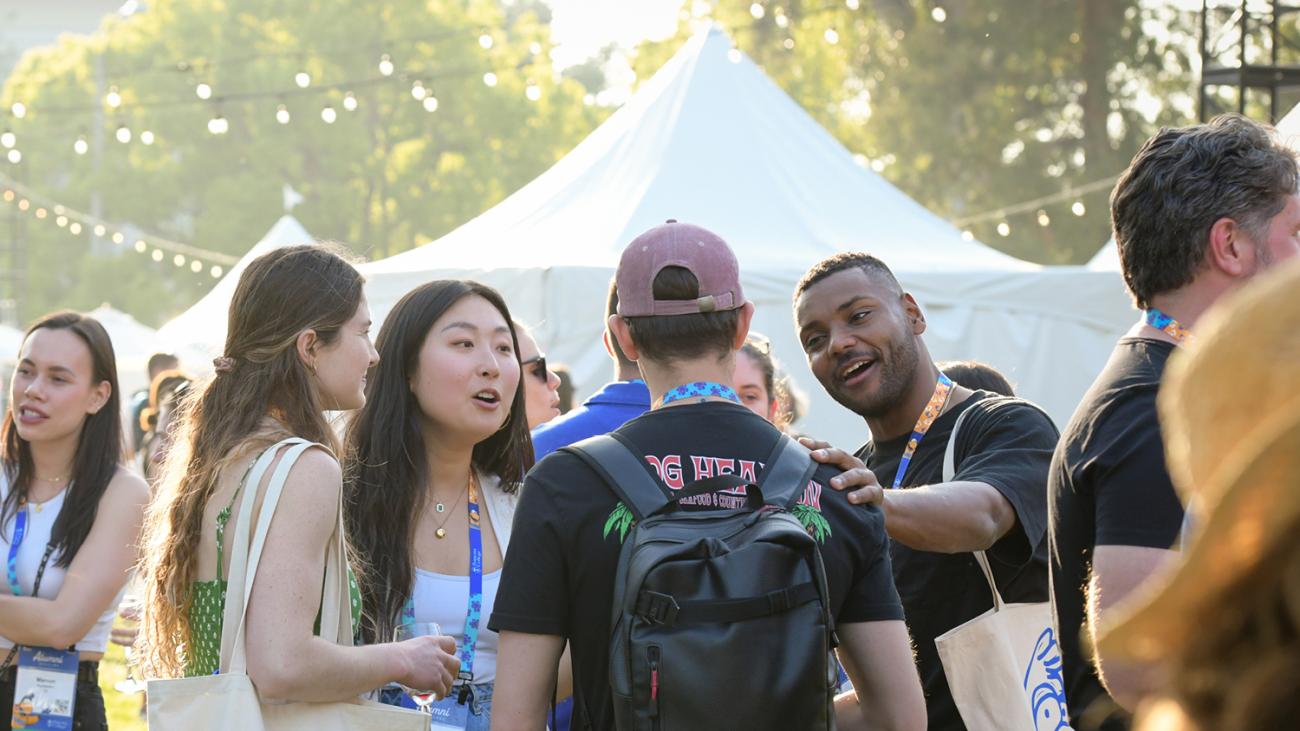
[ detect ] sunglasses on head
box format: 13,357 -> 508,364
521,354 -> 548,383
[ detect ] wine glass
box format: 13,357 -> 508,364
113,595 -> 146,694
392,622 -> 443,712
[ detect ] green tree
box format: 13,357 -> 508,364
0,0 -> 604,326
633,0 -> 1201,265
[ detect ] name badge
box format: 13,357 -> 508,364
11,646 -> 78,731
427,693 -> 471,730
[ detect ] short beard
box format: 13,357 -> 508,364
829,334 -> 921,420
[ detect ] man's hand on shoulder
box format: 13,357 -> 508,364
799,436 -> 884,506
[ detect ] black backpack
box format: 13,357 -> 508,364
564,431 -> 840,731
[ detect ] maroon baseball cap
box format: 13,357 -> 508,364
615,220 -> 746,317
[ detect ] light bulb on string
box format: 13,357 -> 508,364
53,205 -> 64,216
320,105 -> 337,124
525,83 -> 541,101
0,131 -> 14,149
69,222 -> 82,235
74,136 -> 89,155
783,37 -> 795,49
208,114 -> 229,135
1071,200 -> 1086,216
210,265 -> 224,278
423,96 -> 439,112
140,130 -> 154,145
378,54 -> 394,76
996,221 -> 1011,237
294,71 -> 311,88
55,215 -> 67,228
10,102 -> 25,118
115,125 -> 132,144
173,254 -> 186,267
846,0 -> 860,8
133,240 -> 147,253
6,149 -> 20,164
774,12 -> 788,28
275,104 -> 291,124
410,81 -> 427,100
824,28 -> 839,44
931,6 -> 947,22
16,199 -> 28,211
34,208 -> 46,219
749,3 -> 764,19
1,190 -> 11,202
105,86 -> 122,108
479,33 -> 494,49
112,232 -> 125,244
342,92 -> 358,112
195,82 -> 212,100
1037,209 -> 1051,227
483,72 -> 498,87
93,224 -> 107,237
190,259 -> 203,273
151,249 -> 163,262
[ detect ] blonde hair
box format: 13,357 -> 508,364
138,245 -> 363,677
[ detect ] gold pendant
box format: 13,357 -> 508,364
435,528 -> 447,539
32,502 -> 42,513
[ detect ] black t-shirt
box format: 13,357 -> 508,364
855,391 -> 1057,731
1048,339 -> 1184,731
490,401 -> 903,730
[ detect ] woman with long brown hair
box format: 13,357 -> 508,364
344,280 -> 537,727
0,312 -> 148,729
139,245 -> 459,702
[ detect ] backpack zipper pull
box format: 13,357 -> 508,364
649,646 -> 661,717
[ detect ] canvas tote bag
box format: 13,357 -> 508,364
933,404 -> 1073,731
147,438 -> 425,731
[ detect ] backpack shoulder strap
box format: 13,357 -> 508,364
562,433 -> 671,521
757,433 -> 819,509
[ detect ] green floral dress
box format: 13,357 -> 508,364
185,470 -> 362,677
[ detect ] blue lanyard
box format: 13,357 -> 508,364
891,374 -> 955,488
658,381 -> 741,407
402,473 -> 484,690
7,507 -> 27,596
1144,308 -> 1192,345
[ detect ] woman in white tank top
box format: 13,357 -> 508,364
345,280 -> 560,729
0,312 -> 149,730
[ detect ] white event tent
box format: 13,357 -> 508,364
362,27 -> 1134,446
1089,238 -> 1120,271
155,215 -> 316,371
87,304 -> 159,397
0,323 -> 22,364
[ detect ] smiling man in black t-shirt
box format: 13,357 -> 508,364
793,252 -> 1059,731
490,221 -> 925,731
1048,114 -> 1300,730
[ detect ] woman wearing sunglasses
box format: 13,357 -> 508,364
512,322 -> 561,430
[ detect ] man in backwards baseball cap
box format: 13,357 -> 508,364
490,220 -> 924,731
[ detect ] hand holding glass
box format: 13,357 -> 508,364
393,622 -> 447,712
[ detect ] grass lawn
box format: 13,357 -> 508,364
99,642 -> 146,731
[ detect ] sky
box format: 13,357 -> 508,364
545,0 -> 684,69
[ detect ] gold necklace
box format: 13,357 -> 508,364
431,482 -> 468,540
26,475 -> 70,513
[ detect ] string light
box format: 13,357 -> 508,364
1036,210 -> 1051,227
1071,200 -> 1086,216
55,215 -> 67,227
482,72 -> 498,87
105,86 -> 122,108
824,28 -> 839,44
774,12 -> 789,28
478,33 -> 494,49
173,254 -> 186,267
320,105 -> 337,123
275,104 -> 291,124
93,224 -> 106,237
422,96 -> 439,112
34,207 -> 46,219
996,221 -> 1011,236
140,130 -> 154,145
133,240 -> 147,253
190,259 -> 202,273
6,150 -> 20,164
931,6 -> 948,22
115,125 -> 132,144
410,80 -> 427,100
195,82 -> 212,100
1,190 -> 11,202
846,0 -> 860,8
378,54 -> 394,76
342,92 -> 358,111
961,230 -> 974,241
207,114 -> 229,135
0,131 -> 14,148
294,71 -> 311,88
68,222 -> 82,235
112,232 -> 125,244
750,3 -> 765,19
10,103 -> 25,118
525,83 -> 541,101
17,199 -> 28,211
210,265 -> 224,278
151,249 -> 163,262
74,136 -> 89,155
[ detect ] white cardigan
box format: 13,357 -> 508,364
478,470 -> 519,554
